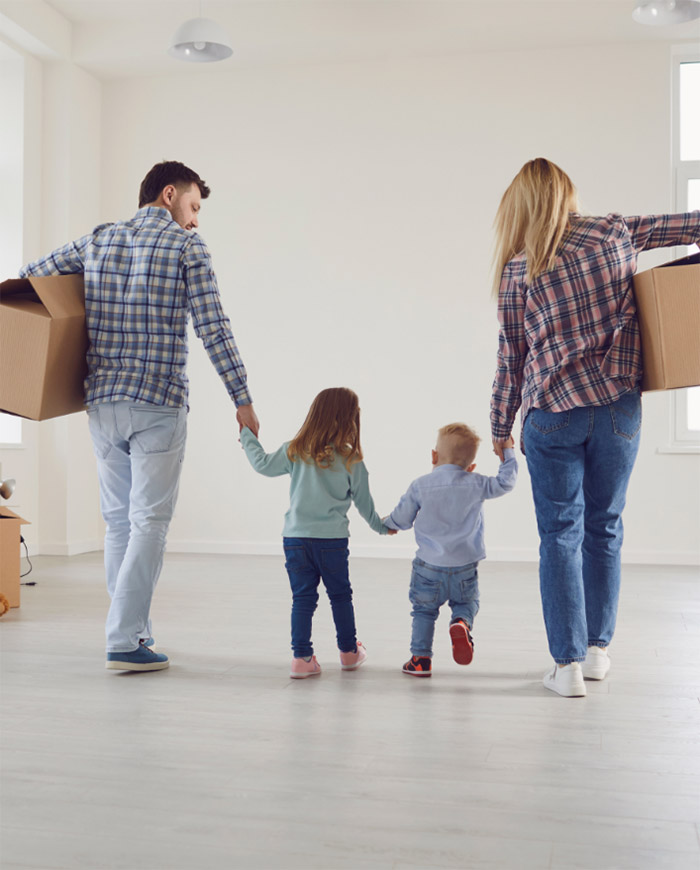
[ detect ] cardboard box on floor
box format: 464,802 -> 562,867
0,274 -> 88,420
0,508 -> 30,609
633,252 -> 700,392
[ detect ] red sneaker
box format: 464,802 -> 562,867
402,656 -> 432,677
449,619 -> 474,665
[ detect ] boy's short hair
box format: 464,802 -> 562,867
437,423 -> 481,469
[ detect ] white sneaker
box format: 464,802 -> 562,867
543,662 -> 586,697
582,646 -> 610,680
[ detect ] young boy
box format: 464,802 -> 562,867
383,423 -> 517,676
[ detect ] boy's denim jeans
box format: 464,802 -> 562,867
409,558 -> 480,657
283,537 -> 356,658
87,402 -> 187,653
522,390 -> 641,664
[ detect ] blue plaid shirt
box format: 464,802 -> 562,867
19,206 -> 252,409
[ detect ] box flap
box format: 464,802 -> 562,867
658,251 -> 700,269
26,274 -> 85,319
0,507 -> 30,524
0,278 -> 40,304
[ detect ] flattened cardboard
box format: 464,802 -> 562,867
0,507 -> 30,609
633,253 -> 700,392
0,273 -> 88,420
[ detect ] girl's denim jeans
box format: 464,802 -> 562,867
409,558 -> 480,657
283,537 -> 356,658
523,390 -> 641,664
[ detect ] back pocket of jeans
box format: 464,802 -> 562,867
529,408 -> 571,435
130,406 -> 180,454
87,408 -> 112,459
610,392 -> 641,440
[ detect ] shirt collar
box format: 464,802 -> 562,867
135,206 -> 175,224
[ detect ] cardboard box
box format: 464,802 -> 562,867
633,252 -> 700,392
0,508 -> 30,609
0,274 -> 88,420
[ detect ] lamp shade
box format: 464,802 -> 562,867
632,0 -> 700,25
0,478 -> 15,500
168,17 -> 233,63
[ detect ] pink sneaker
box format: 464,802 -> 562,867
339,641 -> 367,670
290,655 -> 321,679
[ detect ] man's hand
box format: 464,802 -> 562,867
237,403 -> 260,437
492,436 -> 514,461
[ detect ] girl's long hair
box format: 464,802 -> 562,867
287,387 -> 363,469
492,158 -> 579,296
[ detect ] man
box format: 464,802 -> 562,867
20,160 -> 259,672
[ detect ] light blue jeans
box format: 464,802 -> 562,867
523,391 -> 641,664
409,558 -> 480,657
87,402 -> 187,653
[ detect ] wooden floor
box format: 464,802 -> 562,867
1,552 -> 699,870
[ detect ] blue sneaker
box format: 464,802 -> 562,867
106,642 -> 169,671
140,637 -> 156,650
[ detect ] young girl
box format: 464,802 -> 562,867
240,387 -> 393,679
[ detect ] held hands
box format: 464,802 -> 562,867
237,403 -> 260,437
492,435 -> 515,462
386,528 -> 398,536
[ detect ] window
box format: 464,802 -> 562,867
0,43 -> 24,448
0,415 -> 22,446
668,55 -> 700,452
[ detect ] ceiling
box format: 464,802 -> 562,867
40,0 -> 700,79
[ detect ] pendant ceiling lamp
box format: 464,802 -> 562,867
632,0 -> 700,25
168,14 -> 233,63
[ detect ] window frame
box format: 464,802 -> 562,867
663,51 -> 700,455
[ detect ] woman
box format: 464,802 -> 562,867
490,158 -> 699,697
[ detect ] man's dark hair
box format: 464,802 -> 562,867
138,161 -> 211,208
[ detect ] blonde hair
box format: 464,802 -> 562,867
287,387 -> 363,469
492,158 -> 579,296
437,423 -> 481,469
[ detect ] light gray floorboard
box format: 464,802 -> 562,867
1,554 -> 699,870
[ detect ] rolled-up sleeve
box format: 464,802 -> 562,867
183,239 -> 252,407
490,264 -> 527,441
19,234 -> 91,277
624,211 -> 700,252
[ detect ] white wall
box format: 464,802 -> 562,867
0,43 -> 40,544
37,61 -> 103,555
99,41 -> 699,565
0,34 -> 103,555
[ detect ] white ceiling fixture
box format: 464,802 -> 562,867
168,1 -> 233,63
632,0 -> 700,25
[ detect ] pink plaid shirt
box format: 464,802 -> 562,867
490,211 -> 700,441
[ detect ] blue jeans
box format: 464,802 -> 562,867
409,558 -> 480,657
523,391 -> 641,664
87,402 -> 187,653
282,538 -> 356,658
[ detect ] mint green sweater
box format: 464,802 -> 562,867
240,427 -> 388,539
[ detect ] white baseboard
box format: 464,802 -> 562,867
34,539 -> 699,567
162,541 -> 700,567
39,539 -> 103,557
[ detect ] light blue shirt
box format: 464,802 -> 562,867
384,448 -> 518,567
240,427 -> 388,539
